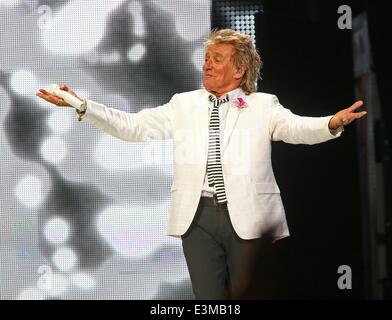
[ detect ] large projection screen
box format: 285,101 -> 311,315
0,0 -> 210,300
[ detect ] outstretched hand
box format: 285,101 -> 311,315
329,100 -> 367,130
36,84 -> 81,107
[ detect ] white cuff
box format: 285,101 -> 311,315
76,99 -> 87,121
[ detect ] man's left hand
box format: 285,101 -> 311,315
329,100 -> 367,130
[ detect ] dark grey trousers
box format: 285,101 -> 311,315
181,197 -> 278,300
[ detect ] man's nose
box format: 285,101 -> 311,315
204,60 -> 212,70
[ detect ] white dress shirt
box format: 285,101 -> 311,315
200,88 -> 244,198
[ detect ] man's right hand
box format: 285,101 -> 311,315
36,84 -> 82,107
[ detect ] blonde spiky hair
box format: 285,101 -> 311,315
204,29 -> 262,95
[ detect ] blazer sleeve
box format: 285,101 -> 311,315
268,95 -> 343,145
77,95 -> 175,142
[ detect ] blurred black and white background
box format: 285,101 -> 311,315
0,0 -> 210,300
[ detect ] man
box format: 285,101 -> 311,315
36,29 -> 366,299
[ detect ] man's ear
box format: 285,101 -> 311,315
233,65 -> 246,80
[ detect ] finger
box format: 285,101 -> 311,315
37,93 -> 56,104
349,100 -> 364,111
54,97 -> 67,106
59,84 -> 78,98
356,111 -> 367,118
36,92 -> 51,101
60,84 -> 76,97
342,111 -> 367,125
68,89 -> 78,98
38,89 -> 59,100
36,90 -> 54,100
55,100 -> 68,106
37,89 -> 61,100
36,92 -> 66,106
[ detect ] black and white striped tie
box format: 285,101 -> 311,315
207,94 -> 229,203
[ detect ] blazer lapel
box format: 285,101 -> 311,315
196,92 -> 210,161
222,102 -> 241,154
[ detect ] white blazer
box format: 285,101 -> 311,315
80,88 -> 342,240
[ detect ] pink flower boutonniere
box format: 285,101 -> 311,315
234,97 -> 248,109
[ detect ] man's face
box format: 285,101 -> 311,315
203,43 -> 242,96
